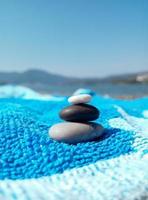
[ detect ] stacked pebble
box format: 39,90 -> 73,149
49,94 -> 104,144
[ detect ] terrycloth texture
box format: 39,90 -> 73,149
0,87 -> 148,200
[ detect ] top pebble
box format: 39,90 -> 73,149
68,94 -> 92,104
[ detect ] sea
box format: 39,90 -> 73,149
30,82 -> 148,98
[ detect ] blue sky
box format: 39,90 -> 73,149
0,0 -> 147,77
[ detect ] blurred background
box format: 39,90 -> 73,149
0,0 -> 147,97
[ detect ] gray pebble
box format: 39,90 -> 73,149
49,122 -> 104,144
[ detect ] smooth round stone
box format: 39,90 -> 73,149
68,94 -> 92,104
73,88 -> 95,96
49,122 -> 104,144
60,104 -> 99,122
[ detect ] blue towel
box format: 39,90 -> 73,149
0,86 -> 147,200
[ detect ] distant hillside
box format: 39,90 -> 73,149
0,69 -> 148,86
0,69 -> 75,85
103,72 -> 148,84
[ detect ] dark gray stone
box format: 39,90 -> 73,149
60,104 -> 100,122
